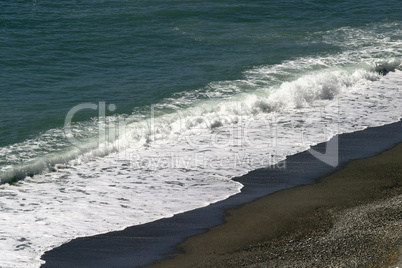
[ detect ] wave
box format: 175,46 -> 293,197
1,22 -> 402,184
0,64 -> 397,184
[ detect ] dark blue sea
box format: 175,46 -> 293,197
0,0 -> 401,266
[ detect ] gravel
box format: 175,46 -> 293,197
244,193 -> 402,268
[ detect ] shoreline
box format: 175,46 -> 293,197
41,120 -> 402,267
148,143 -> 402,268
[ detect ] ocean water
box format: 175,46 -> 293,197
1,0 -> 402,266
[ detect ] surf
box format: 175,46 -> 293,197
0,59 -> 400,185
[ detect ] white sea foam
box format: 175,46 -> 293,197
0,68 -> 391,183
0,69 -> 400,268
0,24 -> 402,267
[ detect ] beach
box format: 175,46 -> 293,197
2,2 -> 402,267
40,121 -> 402,267
148,144 -> 402,268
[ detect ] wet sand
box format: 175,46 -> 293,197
149,143 -> 402,268
41,121 -> 402,268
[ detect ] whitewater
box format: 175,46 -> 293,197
1,24 -> 402,267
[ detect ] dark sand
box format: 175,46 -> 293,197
41,121 -> 402,268
149,143 -> 402,268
